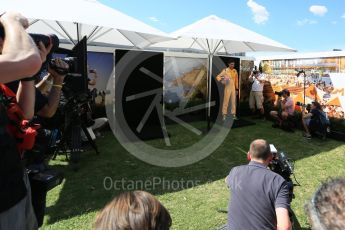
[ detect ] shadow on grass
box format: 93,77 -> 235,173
44,117 -> 343,229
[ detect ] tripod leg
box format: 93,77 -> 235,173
69,125 -> 82,163
289,208 -> 301,230
81,124 -> 100,154
52,129 -> 69,161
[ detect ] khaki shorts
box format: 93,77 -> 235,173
249,91 -> 264,109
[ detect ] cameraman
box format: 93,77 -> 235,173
302,101 -> 327,139
0,11 -> 49,230
270,89 -> 294,128
225,139 -> 291,230
34,59 -> 69,118
6,59 -> 68,120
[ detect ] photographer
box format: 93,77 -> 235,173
7,59 -> 69,122
225,139 -> 291,230
35,59 -> 69,118
270,89 -> 295,128
249,69 -> 266,117
301,101 -> 328,139
0,11 -> 49,230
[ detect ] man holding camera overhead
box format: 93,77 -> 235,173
33,58 -> 69,118
249,69 -> 266,116
0,11 -> 51,230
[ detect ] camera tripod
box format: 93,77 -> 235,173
52,99 -> 99,169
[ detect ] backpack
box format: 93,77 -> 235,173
319,111 -> 330,126
0,84 -> 39,156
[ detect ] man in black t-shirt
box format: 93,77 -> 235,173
226,139 -> 291,230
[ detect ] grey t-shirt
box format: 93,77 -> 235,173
226,161 -> 290,230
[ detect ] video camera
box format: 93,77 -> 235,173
0,23 -> 59,49
269,145 -> 295,202
275,91 -> 284,97
269,151 -> 294,180
26,34 -> 80,78
275,89 -> 290,97
0,23 -> 79,80
251,66 -> 259,75
296,69 -> 305,77
49,57 -> 79,76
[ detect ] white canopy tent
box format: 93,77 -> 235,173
0,0 -> 172,49
150,15 -> 295,54
150,15 -> 295,124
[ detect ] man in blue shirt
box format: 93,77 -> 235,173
226,139 -> 292,230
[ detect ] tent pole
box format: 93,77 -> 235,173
206,40 -> 222,130
303,71 -> 306,105
87,26 -> 100,41
76,23 -> 80,43
211,40 -> 222,55
56,21 -> 76,45
117,29 -> 139,49
207,54 -> 213,130
193,38 -> 208,53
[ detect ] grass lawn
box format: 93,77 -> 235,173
42,118 -> 345,230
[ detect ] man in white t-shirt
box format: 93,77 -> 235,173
249,70 -> 266,116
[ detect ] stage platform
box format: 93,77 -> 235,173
232,117 -> 256,129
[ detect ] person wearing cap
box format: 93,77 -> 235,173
270,89 -> 294,128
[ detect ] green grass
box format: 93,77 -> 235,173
41,119 -> 345,230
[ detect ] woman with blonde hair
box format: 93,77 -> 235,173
93,191 -> 171,230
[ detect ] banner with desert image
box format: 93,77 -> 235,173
164,56 -> 208,125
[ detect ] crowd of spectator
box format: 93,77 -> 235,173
265,73 -> 344,118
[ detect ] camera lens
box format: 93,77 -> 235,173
29,34 -> 59,52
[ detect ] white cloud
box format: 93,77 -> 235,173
149,16 -> 159,22
246,0 -> 269,24
342,13 -> 345,19
309,5 -> 328,16
297,19 -> 317,26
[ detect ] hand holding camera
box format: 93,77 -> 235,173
48,58 -> 69,84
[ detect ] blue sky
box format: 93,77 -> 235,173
100,0 -> 345,53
